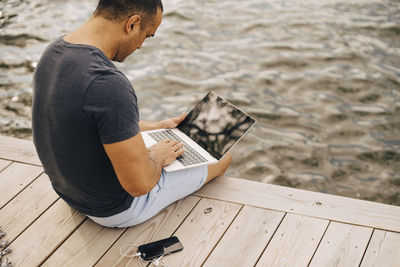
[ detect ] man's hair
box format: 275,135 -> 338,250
94,0 -> 163,26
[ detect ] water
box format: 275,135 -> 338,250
1,0 -> 399,205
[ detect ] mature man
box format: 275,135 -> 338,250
32,0 -> 231,228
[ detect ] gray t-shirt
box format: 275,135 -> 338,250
32,37 -> 139,217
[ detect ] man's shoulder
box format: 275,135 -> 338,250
89,68 -> 132,91
37,37 -> 115,79
47,36 -> 116,69
85,69 -> 136,106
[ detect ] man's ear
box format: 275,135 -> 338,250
126,15 -> 141,34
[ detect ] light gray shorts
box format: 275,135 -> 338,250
87,166 -> 208,228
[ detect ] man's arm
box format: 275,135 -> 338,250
103,133 -> 184,197
139,120 -> 162,131
139,112 -> 186,131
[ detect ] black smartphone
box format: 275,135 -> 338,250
138,236 -> 184,261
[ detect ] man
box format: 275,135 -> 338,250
32,0 -> 231,228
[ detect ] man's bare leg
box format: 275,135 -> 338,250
205,153 -> 232,184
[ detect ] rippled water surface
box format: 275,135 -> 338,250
1,0 -> 399,205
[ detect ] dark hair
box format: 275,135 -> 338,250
94,0 -> 163,25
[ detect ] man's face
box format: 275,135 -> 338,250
116,8 -> 162,62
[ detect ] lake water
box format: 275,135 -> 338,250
1,0 -> 399,205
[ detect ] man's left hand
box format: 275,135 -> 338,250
161,112 -> 186,129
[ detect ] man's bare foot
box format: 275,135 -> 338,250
205,153 -> 232,184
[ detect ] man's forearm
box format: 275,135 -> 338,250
139,120 -> 163,131
145,148 -> 165,189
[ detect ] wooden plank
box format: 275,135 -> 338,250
204,206 -> 285,266
0,173 -> 58,243
309,222 -> 373,267
256,213 -> 329,267
8,199 -> 86,267
0,162 -> 43,209
195,176 -> 400,232
42,219 -> 125,266
361,230 -> 400,267
163,198 -> 242,266
0,159 -> 11,172
95,196 -> 201,267
0,135 -> 41,165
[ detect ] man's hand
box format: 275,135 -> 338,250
160,112 -> 186,129
148,139 -> 185,166
139,112 -> 186,131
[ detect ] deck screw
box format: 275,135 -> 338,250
316,202 -> 322,206
204,207 -> 213,214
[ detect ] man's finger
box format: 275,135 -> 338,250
168,140 -> 179,146
173,142 -> 184,149
175,147 -> 185,156
174,112 -> 186,123
174,143 -> 183,151
179,112 -> 186,119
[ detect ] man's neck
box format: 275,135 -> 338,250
63,16 -> 122,60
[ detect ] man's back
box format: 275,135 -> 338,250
32,37 -> 140,217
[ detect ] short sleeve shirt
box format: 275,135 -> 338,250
32,37 -> 139,217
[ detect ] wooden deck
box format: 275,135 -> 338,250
0,134 -> 399,266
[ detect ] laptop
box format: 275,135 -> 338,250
142,91 -> 256,172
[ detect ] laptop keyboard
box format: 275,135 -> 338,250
148,130 -> 208,166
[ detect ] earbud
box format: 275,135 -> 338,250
130,24 -> 134,30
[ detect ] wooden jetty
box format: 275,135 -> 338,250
0,134 -> 399,266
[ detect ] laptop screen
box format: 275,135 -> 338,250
177,92 -> 256,160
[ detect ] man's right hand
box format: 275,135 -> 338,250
148,139 -> 185,166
